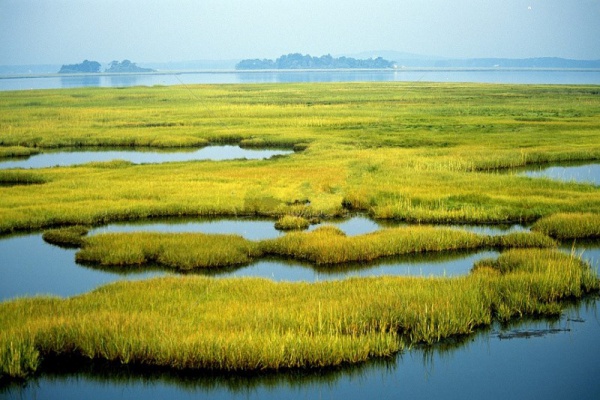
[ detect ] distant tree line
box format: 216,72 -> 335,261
105,60 -> 154,73
236,53 -> 396,70
58,60 -> 154,74
58,60 -> 101,73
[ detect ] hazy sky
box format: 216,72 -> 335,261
1,0 -> 599,65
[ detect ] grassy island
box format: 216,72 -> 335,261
1,82 -> 599,380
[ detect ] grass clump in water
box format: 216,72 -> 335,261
532,213 -> 600,239
472,248 -> 599,320
42,226 -> 89,248
260,225 -> 554,265
0,334 -> 40,380
0,248 -> 597,379
274,215 -> 311,231
76,232 -> 261,271
72,226 -> 556,271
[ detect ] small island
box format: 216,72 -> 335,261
58,59 -> 155,74
236,53 -> 396,70
105,60 -> 154,73
58,60 -> 101,74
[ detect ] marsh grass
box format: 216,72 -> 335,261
1,82 -> 600,379
274,215 -> 310,231
1,248 -> 597,379
73,226 -> 556,270
0,146 -> 40,159
76,232 -> 261,270
532,213 -> 600,239
0,170 -> 47,186
1,83 -> 599,234
260,225 -> 555,265
42,226 -> 90,248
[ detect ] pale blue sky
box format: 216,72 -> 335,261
1,0 -> 599,65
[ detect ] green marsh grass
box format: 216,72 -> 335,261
274,215 -> 311,231
1,248 -> 597,378
1,83 -> 599,234
73,226 -> 556,270
76,232 -> 261,270
42,226 -> 90,248
1,82 -> 600,379
532,213 -> 600,239
0,146 -> 40,159
0,170 -> 47,186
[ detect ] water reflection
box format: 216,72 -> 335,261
221,251 -> 499,282
59,75 -> 101,88
0,233 -> 169,301
90,216 -> 283,241
512,162 -> 600,185
91,215 -> 383,241
0,230 -> 497,301
0,146 -> 293,169
3,297 -> 598,400
3,69 -> 600,91
2,213 -> 598,300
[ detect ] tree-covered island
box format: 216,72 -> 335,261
58,59 -> 154,73
105,60 -> 154,73
58,60 -> 101,73
236,53 -> 396,70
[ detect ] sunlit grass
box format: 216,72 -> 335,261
532,213 -> 600,239
67,226 -> 555,271
1,82 -> 600,380
1,248 -> 597,378
0,82 -> 599,234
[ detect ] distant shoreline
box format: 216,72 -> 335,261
2,67 -> 600,80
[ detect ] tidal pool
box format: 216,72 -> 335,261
0,145 -> 293,169
2,296 -> 598,400
90,215 -> 383,240
517,162 -> 600,186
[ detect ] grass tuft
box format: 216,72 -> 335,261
274,215 -> 311,231
532,213 -> 600,239
1,248 -> 597,379
42,226 -> 90,248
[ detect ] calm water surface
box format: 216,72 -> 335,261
2,297 -> 598,400
1,215 -> 598,301
1,216 -> 516,301
519,163 -> 600,186
0,146 -> 292,169
1,69 -> 600,91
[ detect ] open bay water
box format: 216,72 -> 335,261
1,68 -> 599,91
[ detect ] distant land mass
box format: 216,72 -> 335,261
58,60 -> 101,74
105,60 -> 154,73
1,52 -> 599,75
57,59 -> 155,74
412,57 -> 600,69
352,51 -> 600,69
236,53 -> 396,70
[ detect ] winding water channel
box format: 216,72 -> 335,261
0,146 -> 293,169
1,216 -> 598,301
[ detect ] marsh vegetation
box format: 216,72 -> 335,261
0,82 -> 599,380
